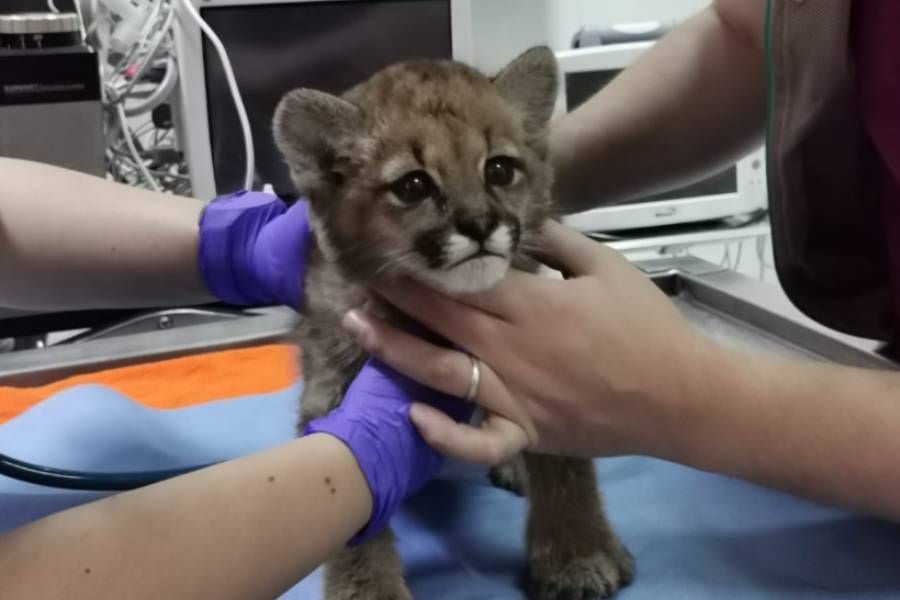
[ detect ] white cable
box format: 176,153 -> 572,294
113,4 -> 175,100
124,55 -> 178,116
137,0 -> 165,49
113,0 -> 164,76
116,103 -> 162,191
756,235 -> 766,280
733,241 -> 744,273
720,244 -> 731,269
179,0 -> 254,190
72,0 -> 87,39
47,0 -> 60,13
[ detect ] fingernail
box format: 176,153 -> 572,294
342,310 -> 369,342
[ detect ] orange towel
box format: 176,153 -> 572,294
0,344 -> 301,425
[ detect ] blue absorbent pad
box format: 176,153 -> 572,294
0,383 -> 898,599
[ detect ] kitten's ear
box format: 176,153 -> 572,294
273,88 -> 364,193
492,46 -> 559,131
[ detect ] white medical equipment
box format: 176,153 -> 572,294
556,41 -> 767,233
172,0 -> 474,200
0,11 -> 105,176
61,0 -> 190,194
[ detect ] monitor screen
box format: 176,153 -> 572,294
201,0 -> 453,197
565,69 -> 737,205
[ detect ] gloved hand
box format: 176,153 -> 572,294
198,190 -> 475,544
305,357 -> 475,545
198,190 -> 312,310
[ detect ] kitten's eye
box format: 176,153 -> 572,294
484,156 -> 520,187
390,170 -> 438,204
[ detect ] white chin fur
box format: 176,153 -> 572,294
414,255 -> 510,295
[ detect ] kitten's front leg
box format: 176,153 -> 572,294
298,346 -> 410,600
325,528 -> 411,600
525,454 -> 634,600
300,389 -> 412,600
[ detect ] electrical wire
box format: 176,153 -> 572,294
71,0 -> 87,40
91,10 -> 112,102
733,241 -> 744,272
86,0 -> 190,191
757,235 -> 766,280
148,169 -> 190,180
135,0 -> 165,55
69,0 -> 188,193
111,3 -> 176,102
178,0 -> 255,190
720,244 -> 732,269
117,102 -> 162,191
112,9 -> 156,77
124,55 -> 179,116
132,118 -> 157,138
47,0 -> 60,13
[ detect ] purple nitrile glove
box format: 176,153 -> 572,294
198,190 -> 312,310
305,356 -> 475,545
198,190 -> 474,543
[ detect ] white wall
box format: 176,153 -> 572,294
470,0 -> 712,71
546,0 -> 711,49
469,0 -> 552,72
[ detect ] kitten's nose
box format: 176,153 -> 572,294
456,211 -> 499,243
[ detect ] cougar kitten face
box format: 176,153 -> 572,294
274,47 -> 558,294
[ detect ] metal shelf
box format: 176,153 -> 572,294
598,221 -> 770,254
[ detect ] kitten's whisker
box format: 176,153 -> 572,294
370,250 -> 419,282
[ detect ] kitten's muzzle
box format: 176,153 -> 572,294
448,248 -> 506,268
443,222 -> 515,269
456,211 -> 500,244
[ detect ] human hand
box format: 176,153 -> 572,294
304,356 -> 475,544
340,221 -> 719,464
198,190 -> 312,310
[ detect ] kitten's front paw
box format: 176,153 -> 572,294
527,544 -> 634,600
327,578 -> 412,600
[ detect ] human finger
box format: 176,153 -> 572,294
409,403 -> 530,465
531,220 -> 608,277
343,310 -> 538,441
373,278 -> 505,348
454,269 -> 542,318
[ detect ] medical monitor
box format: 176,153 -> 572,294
174,0 -> 473,200
555,42 -> 767,233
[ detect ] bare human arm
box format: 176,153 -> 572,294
0,157 -> 213,311
551,0 -> 768,212
0,434 -> 371,599
340,222 -> 900,522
